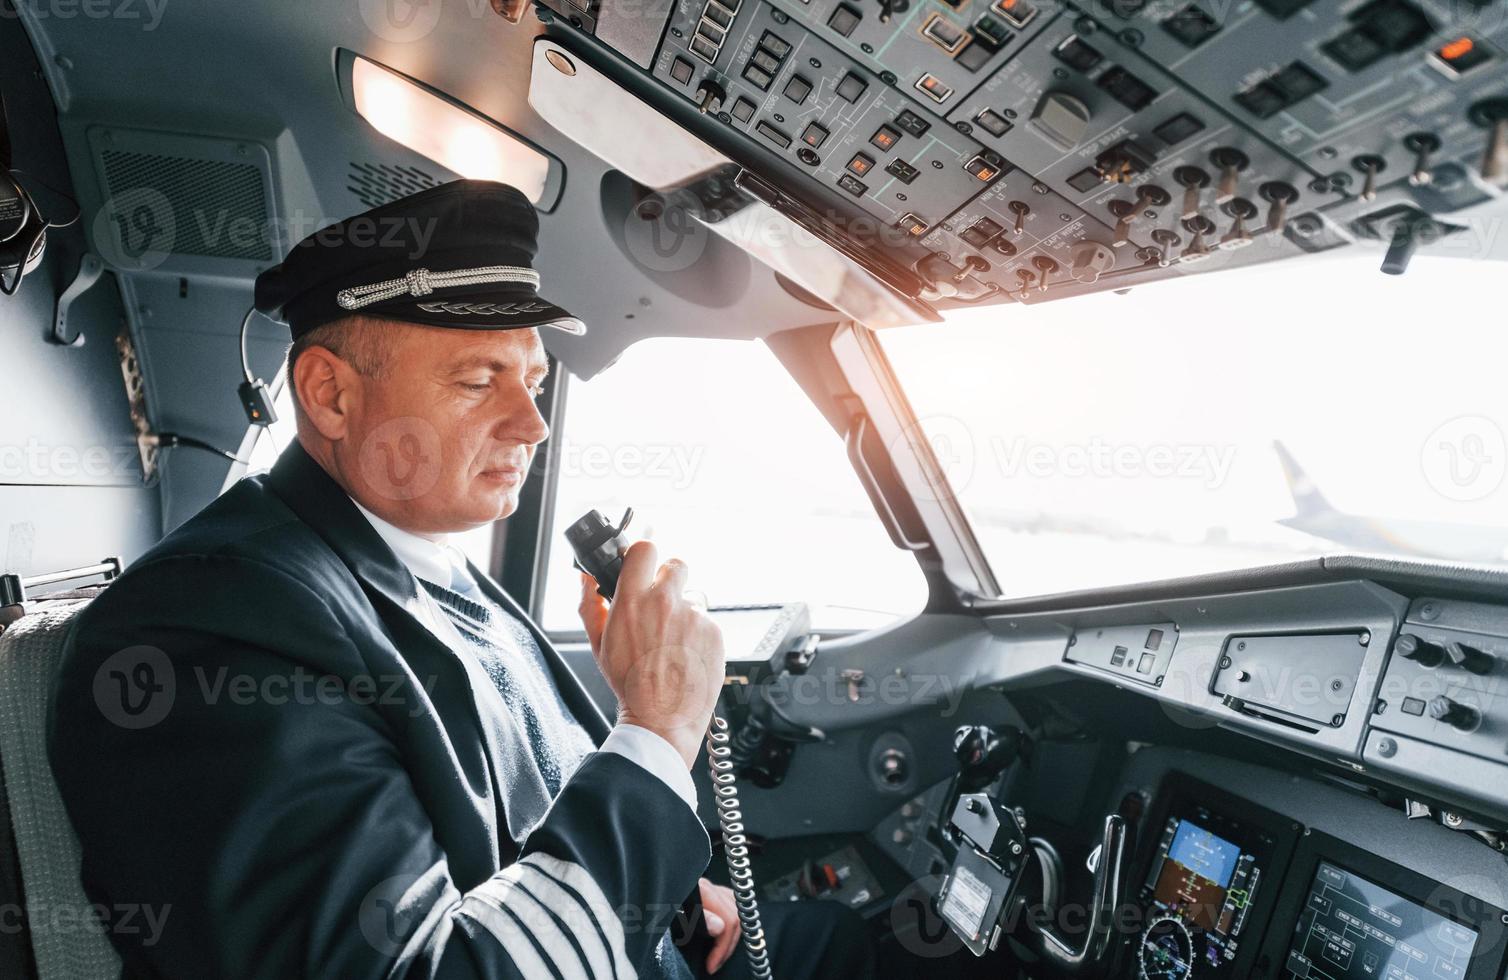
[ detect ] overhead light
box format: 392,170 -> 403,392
346,54 -> 557,206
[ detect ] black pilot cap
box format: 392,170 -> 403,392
253,179 -> 584,340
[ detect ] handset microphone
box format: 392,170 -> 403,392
564,508 -> 774,980
564,507 -> 633,600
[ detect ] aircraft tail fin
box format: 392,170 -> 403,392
1273,441 -> 1334,520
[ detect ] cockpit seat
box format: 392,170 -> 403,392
0,590 -> 121,980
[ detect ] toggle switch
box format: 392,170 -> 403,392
1445,640 -> 1495,676
1403,132 -> 1441,186
1397,632 -> 1445,668
1180,215 -> 1215,262
1175,166 -> 1210,219
1008,200 -> 1032,236
1031,254 -> 1058,292
950,255 -> 990,282
1014,267 -> 1036,299
1468,98 -> 1508,187
1115,183 -> 1172,244
1428,695 -> 1480,732
1353,154 -> 1387,202
1150,228 -> 1182,267
1108,199 -> 1137,246
1259,181 -> 1299,234
1209,147 -> 1250,204
1220,197 -> 1258,249
695,79 -> 726,115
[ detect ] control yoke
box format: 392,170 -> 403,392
1023,812 -> 1132,977
939,725 -> 1132,977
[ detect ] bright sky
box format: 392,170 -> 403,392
880,252 -> 1508,595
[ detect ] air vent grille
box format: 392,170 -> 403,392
99,150 -> 272,261
347,162 -> 443,209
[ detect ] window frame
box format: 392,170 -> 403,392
527,330 -> 967,643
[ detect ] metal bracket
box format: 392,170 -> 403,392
51,252 -> 103,346
0,557 -> 122,606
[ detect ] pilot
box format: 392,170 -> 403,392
50,180 -> 874,980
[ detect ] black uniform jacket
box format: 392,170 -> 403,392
48,442 -> 711,979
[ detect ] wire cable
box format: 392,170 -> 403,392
152,432 -> 247,464
8,169 -> 81,229
707,716 -> 773,980
239,306 -> 256,383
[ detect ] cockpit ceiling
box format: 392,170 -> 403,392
13,0 -> 1508,374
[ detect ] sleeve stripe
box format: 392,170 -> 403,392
458,891 -> 557,980
516,867 -> 615,980
520,853 -> 637,980
494,882 -> 592,980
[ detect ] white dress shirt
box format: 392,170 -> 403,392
349,499 -> 698,812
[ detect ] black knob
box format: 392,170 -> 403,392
952,724 -> 1025,791
1428,695 -> 1479,731
1446,641 -> 1495,676
1397,633 -> 1444,668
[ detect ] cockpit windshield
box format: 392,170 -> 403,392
880,253 -> 1508,598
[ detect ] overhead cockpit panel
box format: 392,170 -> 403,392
534,0 -> 1508,317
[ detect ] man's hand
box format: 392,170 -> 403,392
579,541 -> 725,768
699,878 -> 742,974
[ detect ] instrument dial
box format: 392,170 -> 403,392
1139,913 -> 1194,980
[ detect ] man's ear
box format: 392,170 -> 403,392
292,346 -> 358,442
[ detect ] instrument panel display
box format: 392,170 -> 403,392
1283,861 -> 1479,980
1137,780 -> 1297,979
